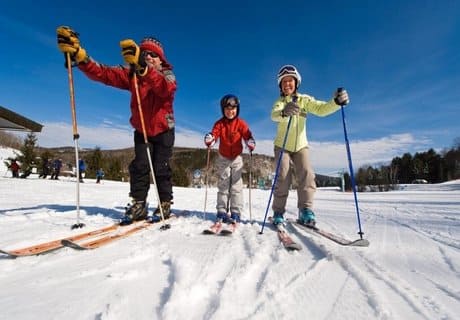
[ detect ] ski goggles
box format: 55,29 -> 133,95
142,51 -> 159,58
277,65 -> 297,77
224,98 -> 239,108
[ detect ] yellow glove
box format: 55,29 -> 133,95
120,39 -> 141,66
56,26 -> 87,64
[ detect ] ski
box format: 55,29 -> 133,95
203,221 -> 238,236
0,224 -> 119,258
62,215 -> 177,250
1,210 -> 187,257
203,221 -> 223,235
291,220 -> 369,247
268,217 -> 302,251
220,223 -> 238,236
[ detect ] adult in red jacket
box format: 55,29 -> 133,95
57,26 -> 177,222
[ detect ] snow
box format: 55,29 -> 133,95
1,163 -> 459,319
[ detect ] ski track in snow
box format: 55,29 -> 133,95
0,177 -> 459,319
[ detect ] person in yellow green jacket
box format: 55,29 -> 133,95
271,65 -> 349,226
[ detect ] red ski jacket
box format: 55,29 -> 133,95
79,60 -> 177,137
211,117 -> 253,160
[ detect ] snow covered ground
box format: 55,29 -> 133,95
0,168 -> 459,319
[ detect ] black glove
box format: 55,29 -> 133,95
282,101 -> 300,117
334,88 -> 350,106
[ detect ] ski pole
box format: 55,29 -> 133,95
260,96 -> 297,234
248,151 -> 253,223
132,72 -> 170,231
338,88 -> 364,238
203,146 -> 211,219
65,52 -> 84,230
226,166 -> 233,214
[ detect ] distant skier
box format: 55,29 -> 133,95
96,168 -> 105,184
50,159 -> 63,180
204,94 -> 256,225
78,159 -> 86,183
39,158 -> 50,179
270,65 -> 349,227
9,159 -> 20,178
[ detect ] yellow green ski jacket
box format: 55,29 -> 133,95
271,93 -> 341,152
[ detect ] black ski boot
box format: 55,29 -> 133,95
152,201 -> 172,220
121,200 -> 147,225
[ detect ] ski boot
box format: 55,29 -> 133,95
121,200 -> 147,225
150,201 -> 172,222
216,211 -> 230,223
228,212 -> 241,224
272,212 -> 284,225
298,208 -> 316,227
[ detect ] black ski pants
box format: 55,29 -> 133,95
129,129 -> 174,203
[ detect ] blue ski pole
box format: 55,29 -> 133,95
338,88 -> 364,238
260,96 -> 296,234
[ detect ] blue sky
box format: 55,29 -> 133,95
1,0 -> 459,174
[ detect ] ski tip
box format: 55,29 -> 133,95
351,239 -> 370,247
220,230 -> 233,236
286,244 -> 302,251
0,249 -> 18,258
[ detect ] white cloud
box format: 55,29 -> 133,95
36,122 -> 133,149
309,133 -> 431,174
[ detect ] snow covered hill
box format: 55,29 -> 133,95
0,174 -> 459,320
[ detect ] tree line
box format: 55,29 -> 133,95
349,138 -> 460,191
3,132 -> 459,191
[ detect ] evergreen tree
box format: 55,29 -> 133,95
106,157 -> 123,181
85,146 -> 104,178
15,132 -> 38,176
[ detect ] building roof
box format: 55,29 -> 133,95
0,106 -> 43,132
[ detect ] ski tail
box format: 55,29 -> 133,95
292,220 -> 369,247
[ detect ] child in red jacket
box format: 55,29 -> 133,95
204,94 -> 255,224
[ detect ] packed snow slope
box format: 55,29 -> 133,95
0,174 -> 459,320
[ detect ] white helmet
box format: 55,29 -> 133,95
277,65 -> 302,88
